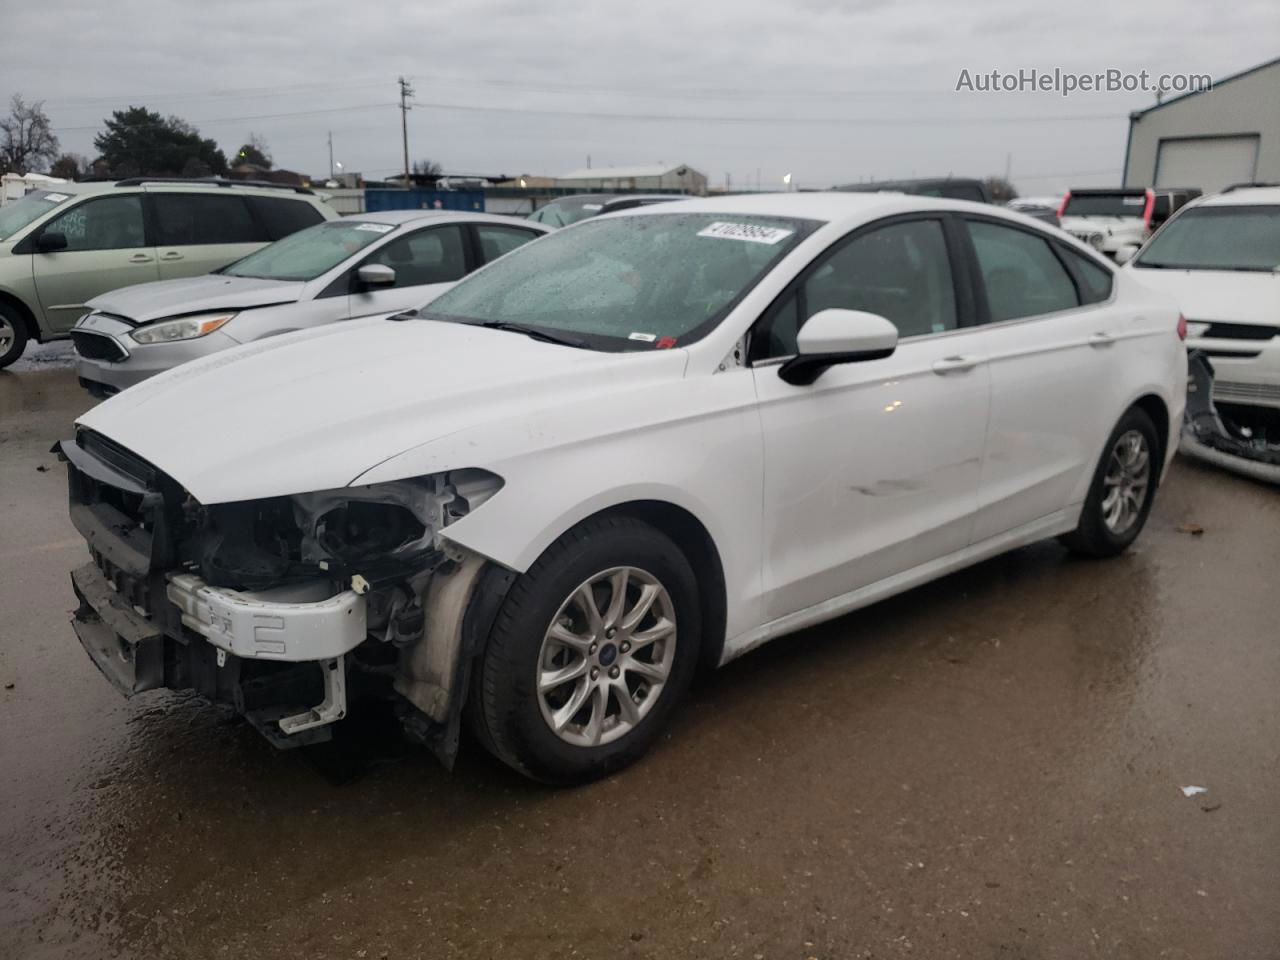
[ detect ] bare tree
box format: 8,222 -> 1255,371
0,95 -> 60,174
983,176 -> 1018,203
49,153 -> 90,180
412,158 -> 443,177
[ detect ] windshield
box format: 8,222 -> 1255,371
424,212 -> 814,351
528,200 -> 603,228
0,190 -> 73,241
1063,193 -> 1147,218
222,220 -> 395,281
1134,205 -> 1280,272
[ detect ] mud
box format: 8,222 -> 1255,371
2,366 -> 1277,959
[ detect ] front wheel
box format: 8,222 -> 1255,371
469,515 -> 701,784
0,303 -> 29,369
1059,406 -> 1160,558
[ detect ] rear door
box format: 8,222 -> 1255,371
472,222 -> 543,266
30,193 -> 158,333
957,216 -> 1130,542
148,191 -> 269,279
347,224 -> 470,318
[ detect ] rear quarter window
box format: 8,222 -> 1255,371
1059,246 -> 1114,303
248,196 -> 327,241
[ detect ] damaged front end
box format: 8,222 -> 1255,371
61,428 -> 508,765
1181,352 -> 1280,484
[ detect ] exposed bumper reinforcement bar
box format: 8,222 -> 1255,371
166,573 -> 368,662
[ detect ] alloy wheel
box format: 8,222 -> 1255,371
1101,429 -> 1150,535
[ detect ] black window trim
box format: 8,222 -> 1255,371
746,211 -> 978,365
954,213 -> 1116,329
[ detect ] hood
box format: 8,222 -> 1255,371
76,317 -> 686,504
86,274 -> 305,324
1125,267 -> 1280,326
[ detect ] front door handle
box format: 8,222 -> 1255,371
159,251 -> 184,261
128,254 -> 153,263
932,355 -> 981,375
1089,332 -> 1116,348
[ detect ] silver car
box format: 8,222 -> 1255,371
73,210 -> 550,395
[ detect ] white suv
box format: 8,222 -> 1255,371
1124,185 -> 1280,409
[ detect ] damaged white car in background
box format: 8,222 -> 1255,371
63,194 -> 1186,784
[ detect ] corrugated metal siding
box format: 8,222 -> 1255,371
364,189 -> 485,213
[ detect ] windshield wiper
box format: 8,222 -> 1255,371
477,321 -> 590,349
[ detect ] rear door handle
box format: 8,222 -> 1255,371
1089,332 -> 1116,348
159,251 -> 184,261
128,254 -> 153,263
932,355 -> 981,375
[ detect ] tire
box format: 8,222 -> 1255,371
469,515 -> 701,784
1059,406 -> 1160,558
0,302 -> 29,369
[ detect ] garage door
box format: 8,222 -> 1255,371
1155,136 -> 1259,193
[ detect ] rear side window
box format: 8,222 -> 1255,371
966,220 -> 1078,322
476,224 -> 541,263
1059,246 -> 1113,303
152,194 -> 265,246
361,225 -> 467,286
248,196 -> 326,241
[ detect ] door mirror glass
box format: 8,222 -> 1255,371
356,263 -> 396,287
1113,243 -> 1139,265
779,309 -> 898,385
36,231 -> 68,253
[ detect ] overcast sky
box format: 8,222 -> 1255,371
3,0 -> 1275,195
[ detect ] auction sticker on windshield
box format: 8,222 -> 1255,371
697,221 -> 794,245
354,223 -> 396,233
42,193 -> 69,203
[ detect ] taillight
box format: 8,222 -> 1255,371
1177,314 -> 1187,340
1142,189 -> 1155,233
1057,191 -> 1070,218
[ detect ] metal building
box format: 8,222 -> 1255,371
554,163 -> 708,195
1123,57 -> 1280,194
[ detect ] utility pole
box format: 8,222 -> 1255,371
328,131 -> 334,179
398,76 -> 414,187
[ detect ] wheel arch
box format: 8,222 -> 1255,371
0,289 -> 39,342
1130,392 -> 1171,467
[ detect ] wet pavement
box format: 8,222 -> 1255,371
2,365 -> 1278,960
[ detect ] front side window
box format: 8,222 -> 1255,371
0,190 -> 72,241
424,213 -> 813,351
222,220 -> 392,281
152,194 -> 264,246
476,224 -> 541,263
753,218 -> 957,359
966,220 -> 1079,322
1133,205 -> 1280,272
360,225 -> 466,286
43,195 -> 146,252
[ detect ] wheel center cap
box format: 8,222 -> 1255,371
598,643 -> 618,667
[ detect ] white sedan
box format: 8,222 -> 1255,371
63,193 -> 1186,783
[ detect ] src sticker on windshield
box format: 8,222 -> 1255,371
353,223 -> 395,233
697,221 -> 794,245
628,332 -> 657,342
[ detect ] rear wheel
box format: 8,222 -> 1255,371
470,515 -> 700,784
1059,406 -> 1160,557
0,303 -> 29,369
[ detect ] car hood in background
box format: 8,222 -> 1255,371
76,317 -> 686,504
1126,267 -> 1280,326
85,274 -> 305,324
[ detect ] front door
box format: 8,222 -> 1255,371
347,224 -> 470,318
751,216 -> 991,623
31,194 -> 158,333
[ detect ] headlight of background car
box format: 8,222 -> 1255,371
130,311 -> 237,344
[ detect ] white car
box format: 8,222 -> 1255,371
1059,188 -> 1199,258
62,193 -> 1187,784
1122,185 -> 1280,409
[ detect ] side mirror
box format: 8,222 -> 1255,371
356,264 -> 396,288
1113,244 -> 1139,265
37,231 -> 68,253
779,309 -> 898,386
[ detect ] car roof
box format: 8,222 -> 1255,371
1197,186 -> 1280,207
344,209 -> 550,227
608,190 -> 993,224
